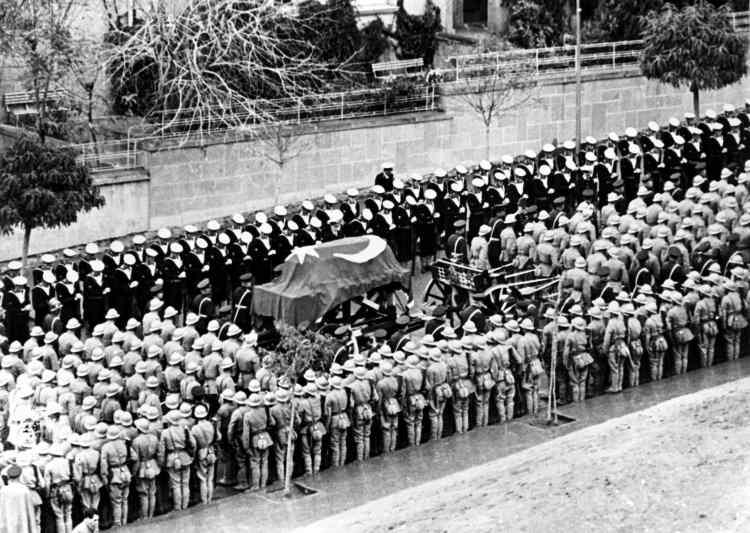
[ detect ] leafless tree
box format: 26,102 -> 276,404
103,0 -> 334,138
241,121 -> 315,205
450,56 -> 539,159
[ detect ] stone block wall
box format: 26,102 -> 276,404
3,70 -> 750,260
146,73 -> 750,230
0,171 -> 150,261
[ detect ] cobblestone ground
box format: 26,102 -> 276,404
303,376 -> 750,533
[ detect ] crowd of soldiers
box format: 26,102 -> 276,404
2,101 -> 750,532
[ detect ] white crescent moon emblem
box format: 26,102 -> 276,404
333,236 -> 387,264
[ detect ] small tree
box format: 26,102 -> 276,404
243,121 -> 314,205
0,0 -> 84,143
273,322 -> 336,492
453,57 -> 538,159
641,2 -> 748,117
0,136 -> 105,272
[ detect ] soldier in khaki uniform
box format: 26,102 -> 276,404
100,425 -> 132,526
269,388 -> 300,481
242,393 -> 272,490
401,355 -> 425,446
666,291 -> 692,374
623,304 -> 643,387
375,362 -> 400,453
469,333 -> 496,427
643,301 -> 668,381
564,317 -> 592,402
131,417 -> 160,520
348,367 -> 375,461
424,348 -> 450,440
72,433 -> 102,516
693,284 -> 719,367
299,383 -> 326,474
45,443 -> 75,533
191,404 -> 217,503
720,280 -> 746,360
602,302 -> 628,393
518,319 -> 543,416
489,329 -> 515,423
446,339 -> 472,434
158,410 -> 196,511
324,376 -> 349,467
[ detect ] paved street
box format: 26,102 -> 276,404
121,356 -> 750,533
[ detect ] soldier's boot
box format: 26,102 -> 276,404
414,419 -> 423,445
479,399 -> 487,427
570,383 -> 579,403
381,429 -> 391,454
111,490 -> 122,527
122,494 -> 129,526
429,413 -> 439,440
708,339 -> 716,366
406,421 -> 416,446
698,342 -> 708,368
303,454 -> 313,475
138,493 -> 149,521
340,439 -> 348,466
436,416 -> 444,439
532,389 -> 540,416
249,460 -> 261,491
207,473 -> 215,503
496,399 -> 506,423
260,453 -> 269,488
482,399 -> 490,427
276,447 -> 286,482
313,453 -> 322,474
505,400 -> 515,422
452,408 -> 462,434
199,478 -> 208,504
461,405 -> 469,433
354,433 -> 365,461
234,460 -> 250,491
181,474 -> 190,510
363,427 -> 371,458
148,483 -> 157,518
525,392 -> 534,415
330,434 -> 340,467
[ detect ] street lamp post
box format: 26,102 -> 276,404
575,0 -> 581,154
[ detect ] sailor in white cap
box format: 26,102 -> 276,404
342,188 -> 361,223
3,275 -> 30,342
375,161 -> 395,191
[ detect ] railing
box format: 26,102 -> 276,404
444,40 -> 642,82
71,139 -> 145,173
444,10 -> 750,83
149,85 -> 440,139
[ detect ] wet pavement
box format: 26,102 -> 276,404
121,356 -> 750,533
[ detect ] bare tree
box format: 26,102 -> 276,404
242,121 -> 315,205
450,56 -> 538,159
103,0 -> 334,137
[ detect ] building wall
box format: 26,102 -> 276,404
146,73 -> 750,230
0,171 -> 149,262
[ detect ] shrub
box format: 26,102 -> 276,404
393,0 -> 442,67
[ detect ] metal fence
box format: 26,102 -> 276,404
443,40 -> 643,83
444,10 -> 750,82
151,85 -> 440,137
71,139 -> 144,174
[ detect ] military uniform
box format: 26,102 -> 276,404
100,426 -> 132,526
158,412 -> 196,511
